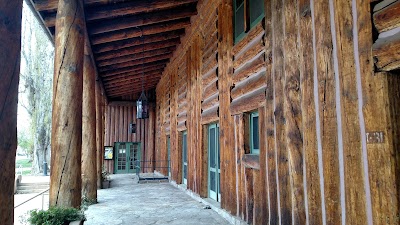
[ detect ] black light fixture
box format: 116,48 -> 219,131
136,27 -> 149,119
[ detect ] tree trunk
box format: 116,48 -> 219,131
50,0 -> 85,208
0,1 -> 22,224
82,42 -> 97,201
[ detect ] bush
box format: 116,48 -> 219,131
28,207 -> 85,225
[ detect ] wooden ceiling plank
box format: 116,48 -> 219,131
102,64 -> 165,81
98,53 -> 172,72
107,82 -> 160,95
93,30 -> 184,54
95,38 -> 180,61
104,76 -> 162,87
100,60 -> 168,77
97,46 -> 175,67
87,6 -> 197,35
91,18 -> 190,45
104,70 -> 163,86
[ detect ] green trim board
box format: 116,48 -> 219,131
208,123 -> 221,202
114,142 -> 141,174
250,112 -> 260,154
182,131 -> 188,185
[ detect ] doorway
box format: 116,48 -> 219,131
208,123 -> 220,202
114,142 -> 141,174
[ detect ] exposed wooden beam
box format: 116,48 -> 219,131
93,30 -> 184,54
373,0 -> 400,33
86,0 -> 197,21
95,38 -> 179,61
34,0 -> 129,12
373,31 -> 400,71
102,64 -> 165,81
87,6 -> 196,35
97,46 -> 175,67
91,18 -> 190,45
100,60 -> 168,77
99,53 -> 172,72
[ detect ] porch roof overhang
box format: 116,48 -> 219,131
27,0 -> 198,100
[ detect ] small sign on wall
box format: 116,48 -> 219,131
366,131 -> 384,144
104,146 -> 113,160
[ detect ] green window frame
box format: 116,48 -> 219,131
250,112 -> 260,154
234,0 -> 265,44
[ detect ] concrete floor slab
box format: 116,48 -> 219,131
85,174 -> 231,225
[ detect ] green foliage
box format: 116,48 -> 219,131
28,207 -> 85,225
101,166 -> 110,181
81,196 -> 97,211
16,159 -> 32,168
18,130 -> 34,158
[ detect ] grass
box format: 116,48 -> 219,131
16,159 -> 32,168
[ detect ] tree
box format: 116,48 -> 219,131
19,2 -> 54,174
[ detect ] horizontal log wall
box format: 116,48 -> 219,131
103,101 -> 155,173
154,0 -> 400,224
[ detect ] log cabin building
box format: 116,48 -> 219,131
0,0 -> 399,224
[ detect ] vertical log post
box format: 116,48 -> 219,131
50,0 -> 85,207
0,1 -> 22,224
82,41 -> 97,201
96,79 -> 103,188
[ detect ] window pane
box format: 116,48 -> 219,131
184,165 -> 187,179
183,133 -> 187,162
253,115 -> 259,149
210,128 -> 215,167
210,171 -> 216,191
235,4 -> 245,39
250,0 -> 264,24
236,0 -> 244,6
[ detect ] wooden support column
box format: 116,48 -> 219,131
82,42 -> 97,201
0,1 -> 22,224
147,104 -> 156,171
50,0 -> 85,208
218,0 -> 236,213
96,78 -> 103,189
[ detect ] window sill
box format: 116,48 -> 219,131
241,154 -> 260,170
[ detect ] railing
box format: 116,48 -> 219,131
14,188 -> 49,210
134,160 -> 170,180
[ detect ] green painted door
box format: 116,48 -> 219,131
167,136 -> 171,177
182,131 -> 188,185
115,142 -> 141,174
208,123 -> 221,202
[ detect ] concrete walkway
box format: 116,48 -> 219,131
85,174 -> 231,225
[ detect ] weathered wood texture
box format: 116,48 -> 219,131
373,0 -> 400,33
373,32 -> 400,71
150,0 -> 399,224
82,43 -> 97,201
103,95 -> 156,174
95,78 -> 104,189
50,0 -> 84,208
0,1 -> 22,224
